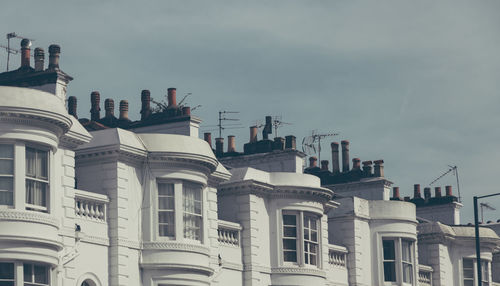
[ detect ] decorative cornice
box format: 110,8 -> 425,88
0,106 -> 71,134
142,241 -> 211,255
140,262 -> 214,275
0,209 -> 59,228
271,266 -> 326,278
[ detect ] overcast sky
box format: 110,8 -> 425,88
2,1 -> 500,223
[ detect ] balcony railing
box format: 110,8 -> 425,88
328,244 -> 348,268
217,220 -> 242,247
418,264 -> 433,286
75,189 -> 109,222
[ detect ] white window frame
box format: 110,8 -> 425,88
154,179 -> 204,243
0,141 -> 51,213
0,261 -> 51,286
462,258 -> 490,286
380,237 -> 415,286
0,144 -> 14,208
280,210 -> 320,268
25,146 -> 49,212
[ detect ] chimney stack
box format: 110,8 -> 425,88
392,187 -> 401,200
20,39 -> 31,68
341,140 -> 350,172
352,158 -> 361,170
227,135 -> 236,153
434,187 -> 442,198
374,160 -> 384,177
285,135 -> 296,150
321,160 -> 329,171
309,156 -> 318,168
424,187 -> 431,200
104,98 -> 115,118
249,126 -> 258,143
414,184 -> 421,198
331,142 -> 340,174
34,47 -> 44,71
119,100 -> 129,120
182,106 -> 191,116
90,91 -> 101,121
48,44 -> 60,70
215,138 -> 224,157
362,161 -> 372,176
204,133 -> 212,148
140,90 -> 152,120
167,88 -> 177,107
445,185 -> 453,197
262,116 -> 272,140
68,96 -> 78,118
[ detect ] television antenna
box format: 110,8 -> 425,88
4,33 -> 35,71
217,110 -> 240,138
272,116 -> 291,138
479,202 -> 496,223
301,130 -> 339,162
429,165 -> 461,203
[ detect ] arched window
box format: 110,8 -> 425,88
81,280 -> 96,286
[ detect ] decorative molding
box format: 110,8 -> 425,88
80,235 -> 110,246
0,107 -> 71,134
271,266 -> 326,278
0,209 -> 59,228
142,241 -> 210,255
140,262 -> 214,275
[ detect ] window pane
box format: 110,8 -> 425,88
464,281 -> 474,286
0,177 -> 13,205
158,197 -> 174,210
158,183 -> 174,196
0,145 -> 13,158
402,240 -> 412,262
34,265 -> 48,284
383,261 -> 396,282
283,251 -> 297,262
284,226 -> 296,237
283,214 -> 296,226
37,151 -> 48,179
383,240 -> 395,260
311,230 -> 318,242
183,213 -> 202,240
24,264 -> 32,282
403,263 -> 413,283
26,148 -> 36,177
26,180 -> 47,207
0,263 -> 14,279
0,160 -> 13,175
463,258 -> 473,269
283,239 -> 297,250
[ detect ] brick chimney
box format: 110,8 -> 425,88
68,96 -> 78,118
414,184 -> 421,198
204,133 -> 212,148
34,48 -> 44,71
90,91 -> 101,121
215,138 -> 224,157
331,142 -> 340,174
341,140 -> 350,172
119,100 -> 129,120
104,99 -> 115,118
362,161 -> 372,176
249,126 -> 258,143
374,160 -> 384,177
434,187 -> 442,197
285,135 -> 296,149
445,185 -> 453,197
352,158 -> 361,170
20,39 -> 31,68
227,135 -> 236,153
48,44 -> 60,70
182,106 -> 191,116
321,160 -> 329,171
167,88 -> 177,107
424,187 -> 431,200
392,187 -> 401,200
309,156 -> 318,168
140,90 -> 152,120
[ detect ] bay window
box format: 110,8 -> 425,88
281,211 -> 320,267
0,262 -> 50,286
382,238 -> 414,284
156,181 -> 203,242
463,258 -> 490,286
0,143 -> 50,212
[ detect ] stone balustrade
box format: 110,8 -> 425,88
328,244 -> 347,268
75,189 -> 109,222
418,264 -> 433,286
217,220 -> 242,247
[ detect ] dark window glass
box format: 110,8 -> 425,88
0,263 -> 14,279
383,240 -> 395,260
383,262 -> 396,281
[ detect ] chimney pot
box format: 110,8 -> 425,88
374,159 -> 384,177
352,158 -> 361,170
362,160 -> 372,176
167,88 -> 177,107
104,98 -> 115,117
140,90 -> 152,120
215,138 -> 224,157
182,106 -> 191,116
321,160 -> 329,171
227,135 -> 236,153
34,48 -> 44,71
204,133 -> 212,148
285,135 -> 296,149
331,142 -> 340,173
341,140 -> 350,172
309,156 -> 318,168
413,184 -> 421,198
424,187 -> 431,199
119,100 -> 129,120
434,187 -> 442,198
48,44 -> 61,69
68,96 -> 78,118
249,126 -> 258,143
262,116 -> 272,140
90,91 -> 101,121
392,187 -> 400,199
445,185 -> 453,197
20,39 -> 31,68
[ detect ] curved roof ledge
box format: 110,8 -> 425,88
0,86 -> 72,134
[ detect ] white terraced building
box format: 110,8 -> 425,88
0,39 -> 499,286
